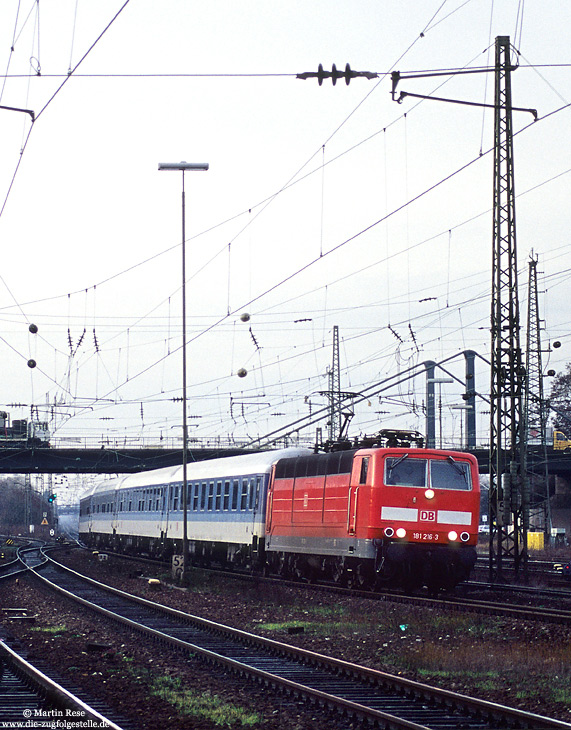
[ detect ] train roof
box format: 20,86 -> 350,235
80,447 -> 312,501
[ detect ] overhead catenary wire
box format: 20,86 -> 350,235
19,106 -> 571,433
0,4 -> 567,443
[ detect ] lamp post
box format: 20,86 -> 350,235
158,161 -> 209,581
427,378 -> 453,449
450,404 -> 473,450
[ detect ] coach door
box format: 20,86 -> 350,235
111,491 -> 119,539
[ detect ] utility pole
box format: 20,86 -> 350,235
525,254 -> 551,541
319,326 -> 356,445
329,325 -> 342,443
488,36 -> 528,582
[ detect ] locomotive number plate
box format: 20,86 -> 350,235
412,532 -> 440,542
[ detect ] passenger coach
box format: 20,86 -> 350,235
79,448 -> 310,565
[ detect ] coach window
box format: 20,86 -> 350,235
207,482 -> 214,511
230,480 -> 238,510
201,483 -> 208,510
223,481 -> 230,510
173,485 -> 179,511
359,457 -> 370,485
252,477 -> 262,511
193,483 -> 200,511
215,481 -> 223,511
241,479 -> 249,510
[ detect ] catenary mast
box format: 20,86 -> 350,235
488,36 -> 529,582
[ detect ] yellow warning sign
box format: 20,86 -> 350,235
41,518 -> 49,526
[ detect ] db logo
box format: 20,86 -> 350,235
420,510 -> 436,521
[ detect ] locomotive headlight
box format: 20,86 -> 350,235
447,531 -> 459,542
396,527 -> 407,539
424,489 -> 435,500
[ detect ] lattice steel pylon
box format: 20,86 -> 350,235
525,254 -> 551,538
320,326 -> 356,444
488,36 -> 529,582
329,325 -> 342,443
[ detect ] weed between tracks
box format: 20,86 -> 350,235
119,657 -> 261,727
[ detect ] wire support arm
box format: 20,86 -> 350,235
0,104 -> 35,121
393,90 -> 537,119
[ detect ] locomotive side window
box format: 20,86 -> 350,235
385,457 -> 427,487
359,457 -> 370,484
430,458 -> 472,490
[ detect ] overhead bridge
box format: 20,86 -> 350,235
0,445 -> 570,477
0,446 -> 256,474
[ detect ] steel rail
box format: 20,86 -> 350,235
20,549 -> 571,730
0,639 -> 125,728
154,557 -> 571,625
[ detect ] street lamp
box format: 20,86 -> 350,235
158,161 -> 209,581
450,404 -> 473,449
427,378 -> 453,449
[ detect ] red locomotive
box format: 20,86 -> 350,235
265,439 -> 480,591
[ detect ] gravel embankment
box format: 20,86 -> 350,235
1,549 -> 570,728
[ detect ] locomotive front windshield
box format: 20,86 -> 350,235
385,455 -> 472,491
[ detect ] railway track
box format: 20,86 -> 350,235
16,546 -> 571,730
78,545 -> 571,624
372,586 -> 571,624
0,540 -> 45,582
0,634 -> 126,728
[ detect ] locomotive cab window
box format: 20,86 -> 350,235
385,456 -> 426,487
430,458 -> 472,490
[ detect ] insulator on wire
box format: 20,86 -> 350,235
296,63 -> 378,86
